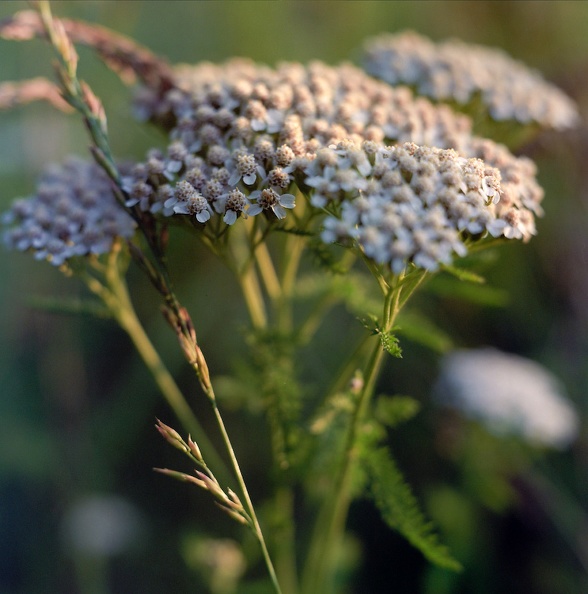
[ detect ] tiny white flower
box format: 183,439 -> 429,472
249,188 -> 296,220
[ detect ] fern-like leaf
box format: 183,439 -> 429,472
379,329 -> 402,358
365,447 -> 462,571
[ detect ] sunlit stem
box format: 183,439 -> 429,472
205,383 -> 283,594
255,241 -> 282,303
239,263 -> 268,329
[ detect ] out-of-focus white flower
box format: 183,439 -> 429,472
361,31 -> 580,130
60,494 -> 145,557
434,348 -> 579,449
184,536 -> 246,594
2,157 -> 136,266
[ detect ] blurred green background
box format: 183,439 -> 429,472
1,1 -> 587,593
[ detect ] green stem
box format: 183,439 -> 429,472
210,401 -> 283,594
302,270 -> 427,594
256,241 -> 282,303
273,487 -> 299,594
235,227 -> 304,593
238,263 -> 268,329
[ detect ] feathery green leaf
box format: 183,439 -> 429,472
365,447 -> 462,571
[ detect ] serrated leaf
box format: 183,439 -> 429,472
396,310 -> 453,353
374,395 -> 420,428
365,447 -> 462,571
380,330 -> 402,358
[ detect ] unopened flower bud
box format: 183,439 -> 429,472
215,502 -> 249,526
155,418 -> 189,454
187,435 -> 203,462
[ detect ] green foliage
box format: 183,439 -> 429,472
396,310 -> 454,353
379,329 -> 403,358
364,447 -> 462,571
27,295 -> 112,319
426,275 -> 509,307
244,328 -> 307,473
374,395 -> 421,429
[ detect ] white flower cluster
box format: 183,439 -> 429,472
120,143 -> 296,224
1,58 -> 546,272
127,59 -> 544,250
2,157 -> 136,266
137,59 -> 475,151
318,142 -> 507,273
434,348 -> 579,449
127,59 -> 482,226
361,31 -> 580,130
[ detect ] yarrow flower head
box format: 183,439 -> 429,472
126,57 -> 545,242
316,141 -> 541,274
128,59 -> 480,226
434,348 -> 579,449
2,157 -> 136,266
361,31 -> 580,131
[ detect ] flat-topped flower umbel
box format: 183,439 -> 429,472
361,31 -> 579,131
3,157 -> 136,266
125,60 -> 544,246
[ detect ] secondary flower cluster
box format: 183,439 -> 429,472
318,142 -> 505,273
2,157 -> 136,266
361,32 -> 579,130
434,348 -> 579,449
